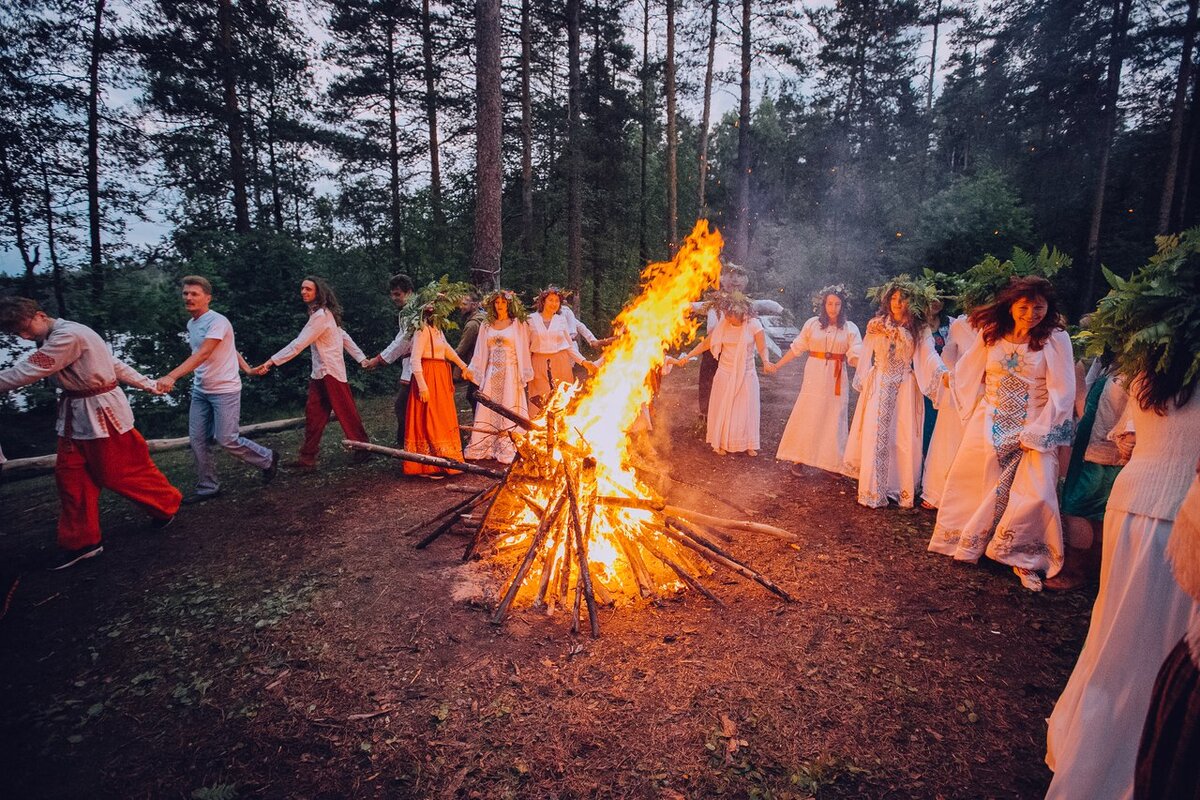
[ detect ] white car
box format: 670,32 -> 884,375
758,313 -> 800,359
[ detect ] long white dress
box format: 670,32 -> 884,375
920,316 -> 974,507
927,330 -> 1075,576
842,317 -> 946,508
706,317 -> 762,454
1045,390 -> 1200,800
465,321 -> 533,464
776,317 -> 862,472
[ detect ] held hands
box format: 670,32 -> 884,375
763,362 -> 776,376
361,356 -> 382,370
249,362 -> 272,377
461,367 -> 476,384
155,375 -> 177,394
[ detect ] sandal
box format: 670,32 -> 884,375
1013,567 -> 1043,592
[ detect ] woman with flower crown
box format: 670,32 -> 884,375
841,277 -> 949,508
464,290 -> 533,464
767,286 -> 862,474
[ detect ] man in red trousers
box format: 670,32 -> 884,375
0,297 -> 182,570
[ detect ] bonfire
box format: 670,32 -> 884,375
347,220 -> 794,636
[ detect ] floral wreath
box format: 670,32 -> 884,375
704,290 -> 753,319
534,285 -> 566,312
482,289 -> 529,322
811,284 -> 849,315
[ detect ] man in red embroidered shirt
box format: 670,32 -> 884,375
0,297 -> 182,570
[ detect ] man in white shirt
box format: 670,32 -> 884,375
363,273 -> 415,445
157,276 -> 278,504
0,297 -> 182,569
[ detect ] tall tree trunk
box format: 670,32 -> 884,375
265,82 -> 285,231
217,0 -> 251,234
385,19 -> 403,267
244,86 -> 264,224
698,0 -> 719,216
422,0 -> 445,254
566,0 -> 583,297
40,159 -> 66,315
1176,66 -> 1200,224
638,0 -> 650,265
86,0 -> 105,314
1084,0 -> 1133,305
926,0 -> 941,111
665,0 -> 679,255
472,0 -> 503,289
519,0 -> 534,261
733,0 -> 752,263
0,144 -> 40,297
1158,0 -> 1200,234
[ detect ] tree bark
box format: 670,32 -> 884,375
639,0 -> 650,265
217,0 -> 251,234
698,0 -> 719,216
0,143 -> 39,296
519,0 -> 534,261
422,0 -> 445,248
665,0 -> 679,256
40,159 -> 66,315
1084,0 -> 1133,305
472,0 -> 503,289
733,0 -> 752,263
1176,65 -> 1200,224
86,0 -> 105,307
1159,0 -> 1200,234
926,0 -> 941,111
385,19 -> 403,267
567,0 -> 583,296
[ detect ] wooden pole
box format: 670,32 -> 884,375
473,391 -> 540,430
663,516 -> 793,602
462,456 -> 522,561
491,488 -> 568,625
401,484 -> 493,539
637,531 -> 724,606
597,496 -> 798,541
565,467 -> 600,637
343,440 -> 504,479
416,485 -> 497,549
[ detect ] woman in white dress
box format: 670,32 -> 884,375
927,277 -> 1075,591
465,291 -> 533,464
919,313 -> 974,509
842,279 -> 947,508
768,286 -> 862,473
526,286 -> 595,410
1043,254 -> 1200,797
675,293 -> 773,455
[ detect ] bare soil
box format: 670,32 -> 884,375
0,361 -> 1094,799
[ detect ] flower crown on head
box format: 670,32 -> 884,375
482,288 -> 529,322
812,284 -> 849,315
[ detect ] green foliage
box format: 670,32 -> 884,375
397,276 -> 473,333
957,245 -> 1072,313
1081,230 -> 1200,390
866,273 -> 943,327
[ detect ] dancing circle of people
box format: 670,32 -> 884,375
1,248 -> 1198,800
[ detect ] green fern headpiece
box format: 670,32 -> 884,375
1079,230 -> 1200,390
958,245 -> 1071,313
397,275 -> 472,333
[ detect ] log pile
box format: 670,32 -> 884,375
344,391 -> 795,638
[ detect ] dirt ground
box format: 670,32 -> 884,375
0,360 -> 1095,799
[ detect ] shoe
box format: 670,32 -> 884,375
920,500 -> 937,511
181,491 -> 220,505
284,460 -> 316,473
262,450 -> 280,484
152,514 -> 176,530
416,473 -> 445,480
789,464 -> 806,477
50,544 -> 104,571
1013,567 -> 1043,592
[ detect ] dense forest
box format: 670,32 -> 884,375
2,0 -> 1199,446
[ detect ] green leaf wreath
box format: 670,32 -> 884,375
397,275 -> 473,333
481,289 -> 530,323
957,245 -> 1071,313
1080,230 -> 1200,390
866,273 -> 943,328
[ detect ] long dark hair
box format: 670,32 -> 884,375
1135,353 -> 1198,415
304,276 -> 344,327
968,276 -> 1064,352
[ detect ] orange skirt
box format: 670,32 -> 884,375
404,359 -> 463,475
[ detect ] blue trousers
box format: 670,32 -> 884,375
189,390 -> 273,495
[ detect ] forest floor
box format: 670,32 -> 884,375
0,359 -> 1095,800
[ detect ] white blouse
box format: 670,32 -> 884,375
527,313 -> 576,354
270,308 -> 366,383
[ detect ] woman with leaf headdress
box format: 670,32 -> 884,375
464,290 -> 533,464
672,291 -> 773,455
1046,230 -> 1200,800
404,283 -> 476,478
766,285 -> 862,474
841,275 -> 948,508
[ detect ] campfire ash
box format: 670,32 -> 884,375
346,220 -> 795,636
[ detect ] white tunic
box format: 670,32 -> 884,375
920,315 -> 973,506
465,321 -> 534,463
927,329 -> 1075,574
270,308 -> 366,383
706,318 -> 762,453
527,312 -> 576,355
0,319 -> 156,440
775,317 -> 862,472
842,318 -> 946,508
1046,390 -> 1200,800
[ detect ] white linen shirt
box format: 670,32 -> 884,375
560,306 -> 598,346
0,319 -> 156,440
270,308 -> 366,383
527,313 -> 576,355
380,311 -> 414,382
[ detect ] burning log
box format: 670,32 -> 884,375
597,496 -> 798,542
342,440 -> 504,479
473,392 -> 540,431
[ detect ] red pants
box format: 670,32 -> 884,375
55,428 -> 183,550
298,376 -> 370,465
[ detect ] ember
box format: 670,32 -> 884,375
348,219 -> 795,636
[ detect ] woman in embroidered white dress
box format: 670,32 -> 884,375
465,291 -> 533,464
842,281 -> 947,508
768,286 -> 861,473
927,277 -> 1075,591
674,294 -> 773,455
